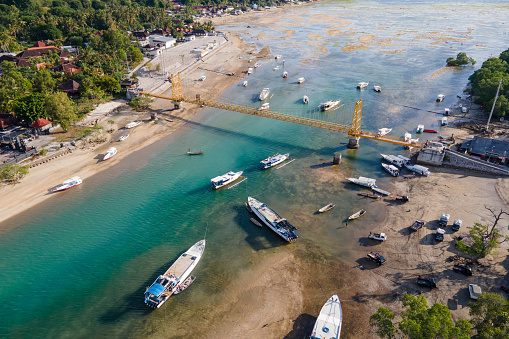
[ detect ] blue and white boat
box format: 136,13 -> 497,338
247,197 -> 298,242
405,164 -> 431,176
144,240 -> 205,309
310,294 -> 342,339
382,163 -> 399,177
260,153 -> 289,169
380,154 -> 410,168
211,171 -> 243,189
346,176 -> 377,188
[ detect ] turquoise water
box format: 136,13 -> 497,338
1,1 -> 508,337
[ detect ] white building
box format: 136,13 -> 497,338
148,35 -> 177,49
185,35 -> 196,42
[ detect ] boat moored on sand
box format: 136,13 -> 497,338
346,176 -> 377,188
319,203 -> 335,213
382,163 -> 399,177
211,171 -> 244,189
125,121 -> 142,129
319,100 -> 341,111
310,294 -> 342,339
103,147 -> 117,161
51,176 -> 82,192
405,164 -> 431,176
247,197 -> 298,242
118,134 -> 130,141
259,88 -> 270,101
349,209 -> 366,220
260,153 -> 289,169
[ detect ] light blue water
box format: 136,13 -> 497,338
1,1 -> 508,337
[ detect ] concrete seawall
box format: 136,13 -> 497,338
442,149 -> 509,176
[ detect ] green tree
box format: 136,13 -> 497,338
446,52 -> 476,66
369,307 -> 398,339
45,92 -> 77,131
32,69 -> 56,93
12,93 -> 47,123
470,292 -> 509,339
0,164 -> 29,183
0,61 -> 32,112
96,76 -> 121,93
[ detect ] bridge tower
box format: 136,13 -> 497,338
347,99 -> 362,149
170,73 -> 184,109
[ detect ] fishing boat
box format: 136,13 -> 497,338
346,176 -> 377,188
283,71 -> 288,78
243,81 -> 248,87
125,121 -> 142,129
380,154 -> 410,168
247,197 -> 298,242
259,103 -> 270,111
187,149 -> 204,155
357,82 -> 369,89
405,164 -> 431,176
310,294 -> 342,339
319,203 -> 335,213
173,275 -> 196,295
319,100 -> 341,111
211,171 -> 244,189
250,218 -> 263,227
423,129 -> 438,133
349,209 -> 366,220
382,163 -> 399,177
297,77 -> 305,84
436,94 -> 445,102
374,85 -> 382,92
51,176 -> 82,193
416,125 -> 424,133
378,128 -> 392,136
118,134 -> 129,141
372,187 -> 391,196
199,75 -> 206,81
144,239 -> 205,308
103,147 -> 117,161
303,95 -> 309,104
259,88 -> 270,101
260,153 -> 289,169
358,192 -> 380,199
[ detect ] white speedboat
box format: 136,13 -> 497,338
319,100 -> 341,111
260,153 -> 289,169
382,163 -> 399,177
259,103 -> 270,111
243,81 -> 248,87
310,294 -> 342,339
437,94 -> 445,102
211,171 -> 243,189
144,240 -> 205,308
51,176 -> 82,193
346,176 -> 377,188
405,164 -> 431,176
259,88 -> 270,101
416,124 -> 424,133
199,75 -> 206,81
118,134 -> 129,141
303,95 -> 309,104
126,121 -> 142,129
374,85 -> 382,92
378,128 -> 392,136
103,147 -> 117,161
441,117 -> 448,126
247,197 -> 298,242
247,67 -> 253,75
297,77 -> 305,84
283,71 -> 288,78
357,82 -> 369,89
380,154 -> 410,168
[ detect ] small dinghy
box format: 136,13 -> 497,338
423,129 -> 438,133
250,218 -> 263,227
118,134 -> 130,142
349,209 -> 366,220
319,203 -> 335,213
187,149 -> 204,155
303,95 -> 309,104
173,275 -> 196,295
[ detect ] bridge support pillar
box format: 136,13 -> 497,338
173,102 -> 180,110
347,137 -> 360,149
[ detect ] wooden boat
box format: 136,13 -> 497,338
187,149 -> 204,155
358,192 -> 380,199
423,129 -> 438,133
173,275 -> 196,295
319,203 -> 335,213
250,218 -> 262,227
349,209 -> 366,220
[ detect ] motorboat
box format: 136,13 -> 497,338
125,121 -> 142,129
346,176 -> 376,188
243,81 -> 248,87
247,67 -> 253,75
51,176 -> 82,193
374,85 -> 382,92
260,153 -> 289,169
199,75 -> 206,81
349,209 -> 366,220
297,77 -> 305,84
357,82 -> 369,89
103,147 -> 117,161
382,163 -> 399,177
247,197 -> 298,242
377,128 -> 392,136
441,117 -> 448,126
368,232 -> 387,241
254,62 -> 260,68
381,154 -> 411,168
437,94 -> 445,102
187,149 -> 204,155
259,103 -> 270,111
144,240 -> 205,308
319,100 -> 341,111
282,71 -> 288,78
310,295 -> 342,339
118,134 -> 130,142
303,95 -> 309,104
259,88 -> 270,101
416,125 -> 424,133
405,164 -> 431,176
318,203 -> 335,213
211,171 -> 243,189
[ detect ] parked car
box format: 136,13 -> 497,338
453,264 -> 473,276
368,232 -> 387,241
367,252 -> 386,265
469,284 -> 482,299
410,220 -> 424,231
435,228 -> 445,242
439,213 -> 450,227
452,219 -> 462,231
417,276 -> 437,288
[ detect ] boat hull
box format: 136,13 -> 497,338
247,197 -> 297,242
260,153 -> 289,169
311,294 -> 342,339
212,171 -> 243,189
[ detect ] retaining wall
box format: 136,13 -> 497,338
442,149 -> 509,176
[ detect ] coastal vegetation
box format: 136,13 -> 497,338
469,292 -> 509,339
0,163 -> 29,183
446,52 -> 475,67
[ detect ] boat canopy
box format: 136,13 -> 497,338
147,283 -> 166,297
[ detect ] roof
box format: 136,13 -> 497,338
17,46 -> 60,58
147,283 -> 166,297
460,136 -> 509,158
59,79 -> 80,93
30,118 -> 52,128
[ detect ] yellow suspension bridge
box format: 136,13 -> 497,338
143,73 -> 423,149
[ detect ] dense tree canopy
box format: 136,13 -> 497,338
470,292 -> 509,339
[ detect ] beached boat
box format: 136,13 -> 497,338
282,71 -> 288,78
310,294 -> 342,339
303,95 -> 309,104
51,176 -> 82,193
199,75 -> 206,81
346,176 -> 377,188
319,100 -> 341,111
423,129 -> 438,133
436,94 -> 445,102
319,203 -> 335,213
380,154 -> 411,168
297,77 -> 305,84
358,192 -> 381,199
144,239 -> 205,308
103,147 -> 117,161
187,149 -> 204,155
173,275 -> 196,295
378,128 -> 392,136
357,82 -> 369,89
125,121 -> 142,129
372,187 -> 391,196
260,153 -> 289,169
259,88 -> 270,101
250,218 -> 262,227
441,117 -> 448,126
382,163 -> 399,177
416,124 -> 424,133
247,197 -> 298,242
405,164 -> 431,176
211,171 -> 244,189
243,81 -> 248,87
349,209 -> 366,220
259,103 -> 270,111
374,85 -> 382,92
118,134 -> 129,141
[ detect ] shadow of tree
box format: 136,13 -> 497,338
283,313 -> 316,339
